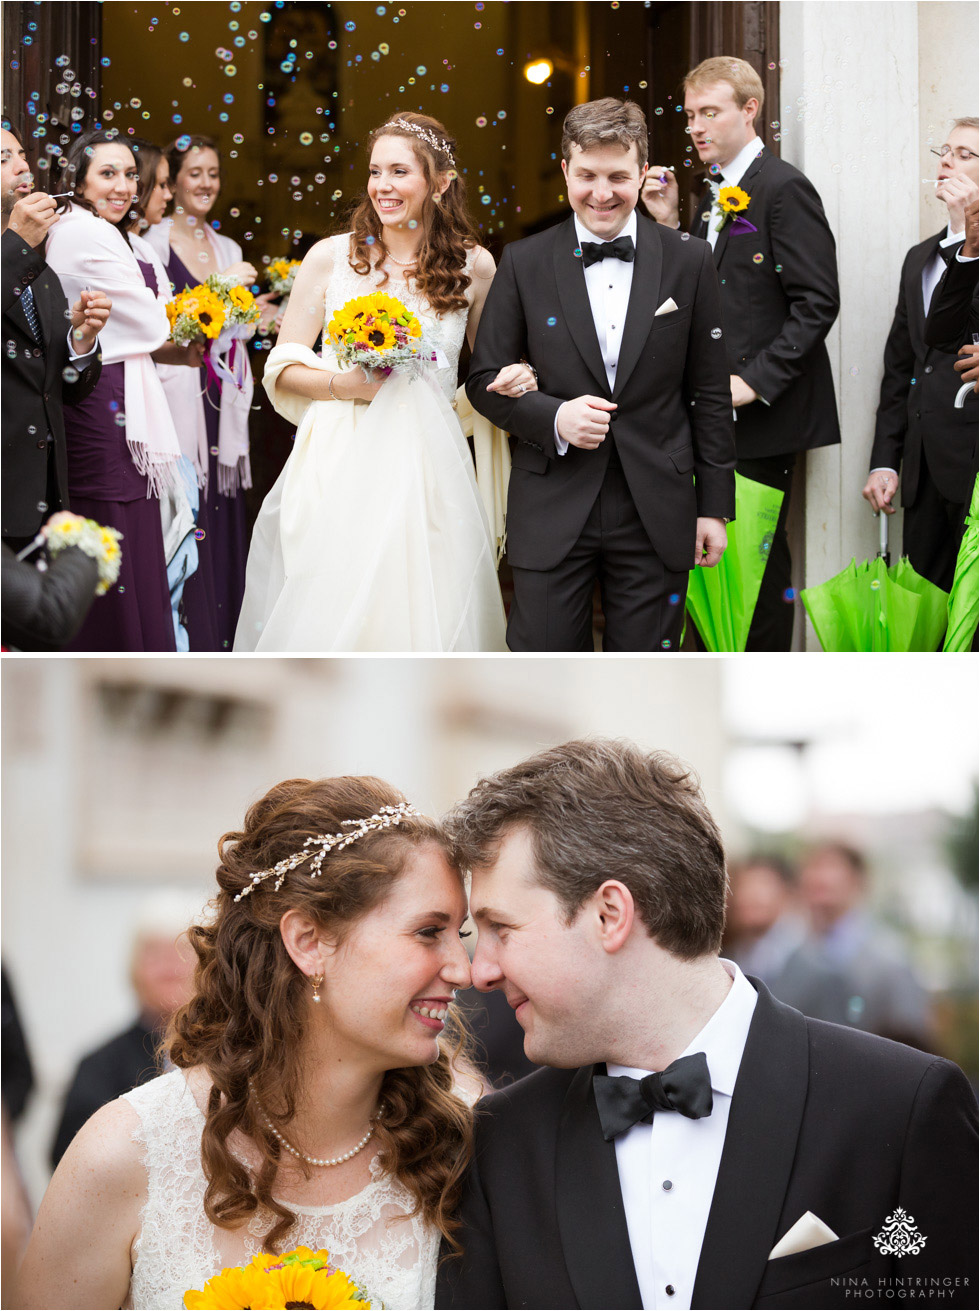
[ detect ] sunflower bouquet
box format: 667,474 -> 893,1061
205,272 -> 261,330
167,284 -> 227,345
267,257 -> 302,297
184,1246 -> 375,1310
40,511 -> 122,595
325,291 -> 435,380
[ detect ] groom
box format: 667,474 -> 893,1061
436,740 -> 978,1310
466,99 -> 735,651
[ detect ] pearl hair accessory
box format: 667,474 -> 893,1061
389,119 -> 456,169
249,1079 -> 383,1167
234,802 -> 422,902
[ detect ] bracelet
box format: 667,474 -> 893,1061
327,373 -> 340,400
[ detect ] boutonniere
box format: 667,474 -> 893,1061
711,185 -> 756,234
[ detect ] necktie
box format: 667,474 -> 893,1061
21,285 -> 44,354
592,1051 -> 713,1141
580,235 -> 635,268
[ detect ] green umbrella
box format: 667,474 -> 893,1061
686,472 -> 785,652
801,552 -> 948,651
943,474 -> 978,651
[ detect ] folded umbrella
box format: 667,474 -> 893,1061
686,472 -> 784,652
943,474 -> 978,651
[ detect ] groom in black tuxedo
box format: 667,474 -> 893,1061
465,99 -> 735,652
437,740 -> 978,1311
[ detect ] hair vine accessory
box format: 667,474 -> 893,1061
389,119 -> 456,169
234,802 -> 422,902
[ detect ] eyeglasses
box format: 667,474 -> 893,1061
930,145 -> 980,162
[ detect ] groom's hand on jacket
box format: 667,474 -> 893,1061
556,395 -> 616,449
695,517 -> 728,567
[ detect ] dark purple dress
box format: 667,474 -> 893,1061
63,259 -> 176,652
164,250 -> 249,651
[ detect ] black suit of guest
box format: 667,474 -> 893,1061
436,980 -> 978,1311
923,249 -> 979,352
1,227 -> 101,546
465,215 -> 735,652
689,146 -> 840,650
869,234 -> 979,592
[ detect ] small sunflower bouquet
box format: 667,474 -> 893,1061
184,1246 -> 375,1310
325,291 -> 435,380
40,511 -> 122,595
167,284 -> 227,346
205,272 -> 261,331
267,257 -> 302,297
711,184 -> 756,234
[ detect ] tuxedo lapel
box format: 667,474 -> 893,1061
556,1064 -> 643,1310
612,215 -> 662,400
713,148 -> 768,268
908,232 -> 945,354
552,216 -> 611,396
691,981 -> 810,1310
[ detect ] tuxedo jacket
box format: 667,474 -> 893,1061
465,215 -> 735,573
1,227 -> 101,540
436,981 -> 978,1310
923,252 -> 979,354
869,233 -> 978,506
688,147 -> 841,460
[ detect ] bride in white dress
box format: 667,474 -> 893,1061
17,777 -> 478,1310
234,113 -> 534,652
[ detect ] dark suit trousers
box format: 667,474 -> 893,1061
507,448 -> 689,652
737,452 -> 797,652
904,446 -> 972,594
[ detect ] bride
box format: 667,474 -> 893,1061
16,777 -> 477,1310
234,113 -> 533,651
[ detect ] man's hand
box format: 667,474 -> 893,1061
862,469 -> 899,515
731,374 -> 758,408
640,167 -> 680,227
963,197 -> 978,258
7,191 -> 58,248
555,396 -> 616,450
936,174 -> 980,236
695,517 -> 728,567
954,342 -> 979,390
69,290 -> 111,354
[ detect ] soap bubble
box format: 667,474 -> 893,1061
710,328 -> 722,339
547,316 -> 557,326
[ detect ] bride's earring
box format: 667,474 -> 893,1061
310,972 -> 324,1003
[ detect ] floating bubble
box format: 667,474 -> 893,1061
752,253 -> 764,264
849,366 -> 860,376
573,247 -> 582,258
314,172 -> 326,184
661,639 -> 671,649
476,116 -> 487,127
774,263 -> 783,272
546,107 -> 554,115
114,412 -> 127,426
547,316 -> 557,326
669,594 -> 680,606
783,588 -> 797,601
710,327 -> 722,340
345,20 -> 356,31
27,425 -> 36,435
130,97 -> 142,109
379,42 -> 390,54
37,501 -> 48,513
417,65 -> 427,75
179,32 -> 189,42
299,132 -> 313,145
680,232 -> 690,240
194,528 -> 207,541
331,188 -> 342,200
225,65 -> 236,77
175,133 -> 192,151
481,195 -> 491,205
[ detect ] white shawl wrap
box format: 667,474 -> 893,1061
44,205 -> 181,496
144,219 -> 253,495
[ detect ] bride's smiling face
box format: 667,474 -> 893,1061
315,842 -> 472,1071
367,135 -> 435,233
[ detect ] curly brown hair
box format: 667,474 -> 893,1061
167,775 -> 475,1253
347,112 -> 480,315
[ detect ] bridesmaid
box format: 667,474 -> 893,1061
45,130 -> 200,651
145,135 -> 271,650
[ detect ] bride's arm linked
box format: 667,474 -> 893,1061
16,1099 -> 144,1310
467,246 -> 538,398
273,240 -> 384,405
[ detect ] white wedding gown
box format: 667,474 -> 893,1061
121,1069 -> 439,1310
234,235 -> 506,651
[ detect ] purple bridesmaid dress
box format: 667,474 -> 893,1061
164,249 -> 249,651
63,258 -> 176,652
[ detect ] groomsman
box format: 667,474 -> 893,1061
437,740 -> 978,1310
863,118 -> 979,592
643,58 -> 840,651
466,98 -> 735,652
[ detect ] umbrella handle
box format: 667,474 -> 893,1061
877,509 -> 890,564
954,381 -> 974,409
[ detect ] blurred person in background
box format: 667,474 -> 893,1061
797,842 -> 935,1050
49,893 -> 197,1169
725,854 -> 852,1025
2,967 -> 35,1311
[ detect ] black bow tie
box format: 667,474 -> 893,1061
580,235 -> 635,268
592,1052 -> 713,1141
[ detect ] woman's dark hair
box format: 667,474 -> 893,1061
347,112 -> 479,315
60,129 -> 138,244
167,775 -> 475,1253
129,137 -> 165,228
166,134 -> 222,193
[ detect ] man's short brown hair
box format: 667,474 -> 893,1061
683,56 -> 765,118
447,738 -> 728,959
562,98 -> 649,170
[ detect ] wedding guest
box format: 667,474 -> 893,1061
144,135 -> 271,650
643,58 -> 840,651
44,130 -> 199,651
1,124 -> 106,550
925,194 -> 979,404
863,117 -> 979,591
796,843 -> 935,1051
129,137 -> 172,235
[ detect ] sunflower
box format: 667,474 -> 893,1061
363,320 -> 397,352
717,185 -> 750,215
229,284 -> 255,313
183,1262 -> 278,1310
193,290 -> 227,339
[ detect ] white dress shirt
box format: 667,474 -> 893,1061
704,135 -> 766,251
607,960 -> 759,1310
554,209 -> 638,455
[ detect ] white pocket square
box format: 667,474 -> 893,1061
655,297 -> 679,316
768,1211 -> 839,1260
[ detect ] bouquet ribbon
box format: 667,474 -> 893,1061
205,336 -> 248,395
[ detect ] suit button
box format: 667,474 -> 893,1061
36,440 -> 46,450
43,392 -> 50,401
915,411 -> 921,419
924,365 -> 934,374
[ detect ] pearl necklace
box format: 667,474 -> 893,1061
383,250 -> 418,266
249,1080 -> 380,1168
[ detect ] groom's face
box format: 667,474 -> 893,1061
562,142 -> 647,241
469,826 -> 605,1068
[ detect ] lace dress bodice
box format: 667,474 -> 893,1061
320,233 -> 472,403
122,1070 -> 438,1310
